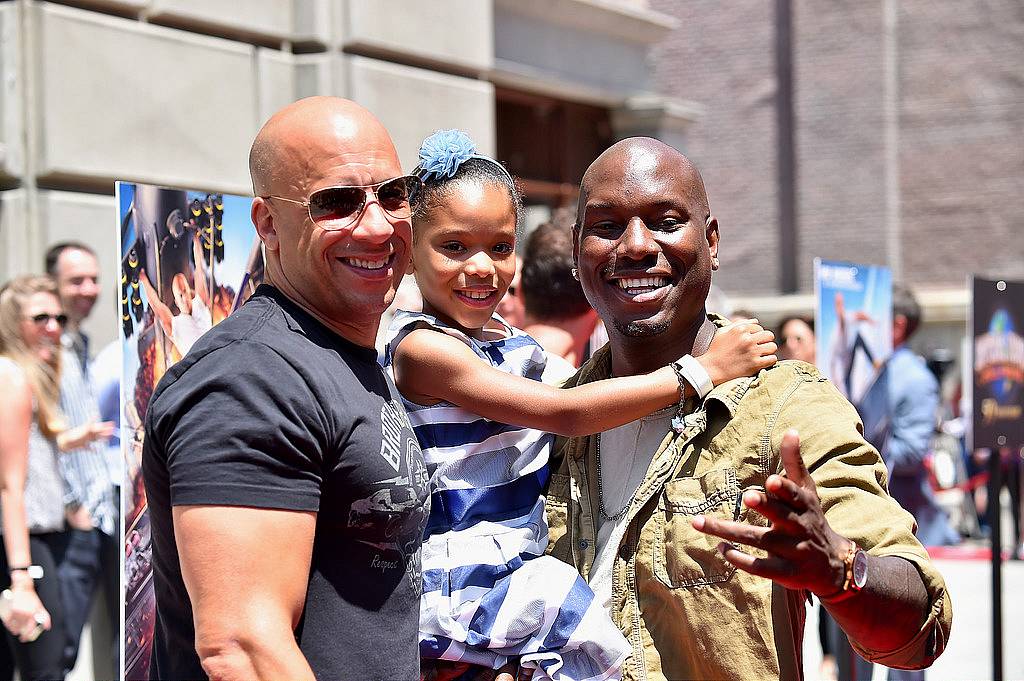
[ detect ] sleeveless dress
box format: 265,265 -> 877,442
385,311 -> 630,681
23,414 -> 65,534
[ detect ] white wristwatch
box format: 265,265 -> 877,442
672,354 -> 714,399
9,565 -> 44,579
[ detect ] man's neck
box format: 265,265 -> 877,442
264,270 -> 379,349
608,311 -> 714,377
64,322 -> 88,351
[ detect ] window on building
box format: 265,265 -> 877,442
496,88 -> 613,232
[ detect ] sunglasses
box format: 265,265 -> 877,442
27,313 -> 68,327
262,175 -> 422,230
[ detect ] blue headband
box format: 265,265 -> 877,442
413,129 -> 515,187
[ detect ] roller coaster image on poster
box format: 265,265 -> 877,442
119,183 -> 263,680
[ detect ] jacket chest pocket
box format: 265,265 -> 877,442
543,473 -> 571,557
654,467 -> 743,589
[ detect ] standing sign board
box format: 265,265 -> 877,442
971,277 -> 1024,450
971,276 -> 1024,681
119,182 -> 263,679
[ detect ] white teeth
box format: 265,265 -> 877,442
617,277 -> 669,290
460,290 -> 492,300
345,257 -> 388,270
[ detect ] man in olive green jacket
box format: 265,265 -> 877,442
545,137 -> 951,680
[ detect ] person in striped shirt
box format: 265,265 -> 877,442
386,130 -> 777,681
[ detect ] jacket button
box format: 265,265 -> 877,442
618,543 -> 630,560
579,539 -> 589,550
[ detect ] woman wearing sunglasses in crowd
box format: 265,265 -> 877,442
0,275 -> 104,680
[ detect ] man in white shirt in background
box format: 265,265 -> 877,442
44,242 -> 119,677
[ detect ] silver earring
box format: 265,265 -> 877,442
571,268 -> 579,280
712,257 -> 720,268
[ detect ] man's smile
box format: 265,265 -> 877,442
341,256 -> 389,270
336,243 -> 396,277
614,276 -> 671,294
604,269 -> 674,304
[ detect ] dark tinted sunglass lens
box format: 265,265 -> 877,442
30,313 -> 66,326
308,187 -> 365,223
377,177 -> 414,216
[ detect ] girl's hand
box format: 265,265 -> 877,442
1,581 -> 51,642
699,319 -> 777,386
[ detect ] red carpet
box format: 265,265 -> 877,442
926,543 -> 1017,561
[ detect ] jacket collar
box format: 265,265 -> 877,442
569,314 -> 760,460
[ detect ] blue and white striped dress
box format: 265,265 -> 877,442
385,310 -> 630,681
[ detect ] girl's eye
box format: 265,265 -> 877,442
441,242 -> 465,253
493,243 -> 514,255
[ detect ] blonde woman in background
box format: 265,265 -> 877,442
0,275 -> 69,680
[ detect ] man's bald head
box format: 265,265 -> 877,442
577,137 -> 710,226
572,135 -> 720,363
246,96 -> 411,348
249,96 -> 399,197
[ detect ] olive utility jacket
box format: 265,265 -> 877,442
544,346 -> 952,681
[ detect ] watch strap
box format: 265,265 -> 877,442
673,354 -> 714,399
8,565 -> 44,579
819,542 -> 859,604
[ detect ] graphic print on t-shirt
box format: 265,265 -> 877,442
348,399 -> 430,591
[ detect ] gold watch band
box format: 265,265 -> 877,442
820,541 -> 858,604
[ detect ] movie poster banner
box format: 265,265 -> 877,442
814,259 -> 893,407
119,183 -> 263,679
971,277 -> 1024,450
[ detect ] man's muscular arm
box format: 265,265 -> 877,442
175,505 -> 316,681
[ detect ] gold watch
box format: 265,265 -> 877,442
821,542 -> 866,603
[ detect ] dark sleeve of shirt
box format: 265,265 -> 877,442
149,340 -> 332,512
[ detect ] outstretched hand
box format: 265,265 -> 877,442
700,319 -> 777,386
691,430 -> 850,597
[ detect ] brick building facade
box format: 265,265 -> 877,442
651,0 -> 1023,350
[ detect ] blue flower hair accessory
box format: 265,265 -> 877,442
414,129 -> 516,187
416,129 -> 477,182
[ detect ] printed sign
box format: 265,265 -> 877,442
814,259 -> 893,406
971,277 -> 1024,450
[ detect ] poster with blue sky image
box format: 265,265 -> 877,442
814,258 -> 893,406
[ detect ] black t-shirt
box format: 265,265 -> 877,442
143,285 -> 429,681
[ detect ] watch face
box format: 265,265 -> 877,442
852,550 -> 868,590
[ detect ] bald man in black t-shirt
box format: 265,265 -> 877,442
143,97 -> 429,680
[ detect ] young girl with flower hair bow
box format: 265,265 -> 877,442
385,130 -> 776,681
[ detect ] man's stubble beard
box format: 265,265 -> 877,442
613,317 -> 671,338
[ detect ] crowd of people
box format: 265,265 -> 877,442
9,93 -> 1015,680
0,245 -> 119,680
